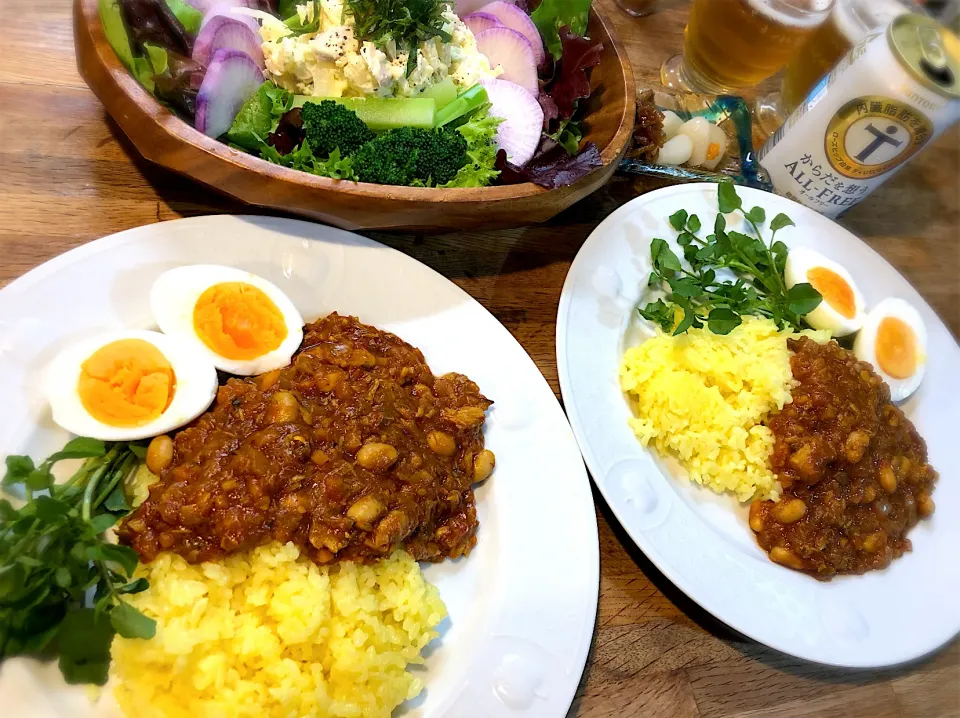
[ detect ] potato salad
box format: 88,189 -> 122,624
259,0 -> 498,97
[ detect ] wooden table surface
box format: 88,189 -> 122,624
1,0 -> 959,715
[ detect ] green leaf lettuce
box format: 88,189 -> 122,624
441,104 -> 502,188
530,0 -> 592,61
226,82 -> 296,152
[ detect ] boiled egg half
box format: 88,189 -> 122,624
656,113 -> 728,170
151,265 -> 304,376
674,117 -> 728,170
784,247 -> 865,335
854,298 -> 927,402
46,330 -> 218,441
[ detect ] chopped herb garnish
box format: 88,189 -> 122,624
0,440 -> 155,685
346,0 -> 451,76
639,183 -> 822,335
283,0 -> 322,34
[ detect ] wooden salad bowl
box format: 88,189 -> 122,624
74,0 -> 636,231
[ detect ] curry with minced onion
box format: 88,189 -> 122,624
751,336 -> 937,579
119,314 -> 494,565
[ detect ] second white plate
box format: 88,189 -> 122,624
557,183 -> 960,668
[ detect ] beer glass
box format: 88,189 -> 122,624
779,0 -> 918,114
614,0 -> 659,17
660,0 -> 834,94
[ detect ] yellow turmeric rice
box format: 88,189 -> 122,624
110,543 -> 446,718
619,317 -> 828,501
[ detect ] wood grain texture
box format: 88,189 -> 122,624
1,0 -> 959,716
71,0 -> 636,231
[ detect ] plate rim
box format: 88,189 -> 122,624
0,214 -> 600,716
556,182 -> 960,669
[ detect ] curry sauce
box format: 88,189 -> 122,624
119,314 -> 494,565
751,337 -> 937,579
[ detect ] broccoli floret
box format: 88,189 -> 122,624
351,126 -> 468,186
300,100 -> 374,157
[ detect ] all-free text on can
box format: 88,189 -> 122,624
758,13 -> 960,218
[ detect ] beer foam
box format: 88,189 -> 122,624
833,0 -> 911,44
745,0 -> 834,28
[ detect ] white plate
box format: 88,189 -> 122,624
556,183 -> 960,668
0,216 -> 598,717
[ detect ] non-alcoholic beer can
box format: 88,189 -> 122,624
758,13 -> 960,218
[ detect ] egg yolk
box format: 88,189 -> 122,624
78,339 -> 176,427
806,266 -> 856,319
193,282 -> 287,360
876,316 -> 917,379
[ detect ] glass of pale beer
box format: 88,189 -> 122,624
661,0 -> 834,94
614,0 -> 659,17
778,0 -> 918,115
753,0 -> 918,136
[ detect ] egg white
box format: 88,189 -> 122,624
150,265 -> 304,376
784,247 -> 865,336
45,330 -> 218,442
658,135 -> 694,166
661,111 -> 684,140
677,117 -> 712,167
854,297 -> 927,402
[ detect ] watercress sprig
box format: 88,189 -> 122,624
0,438 -> 156,685
639,183 -> 823,335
